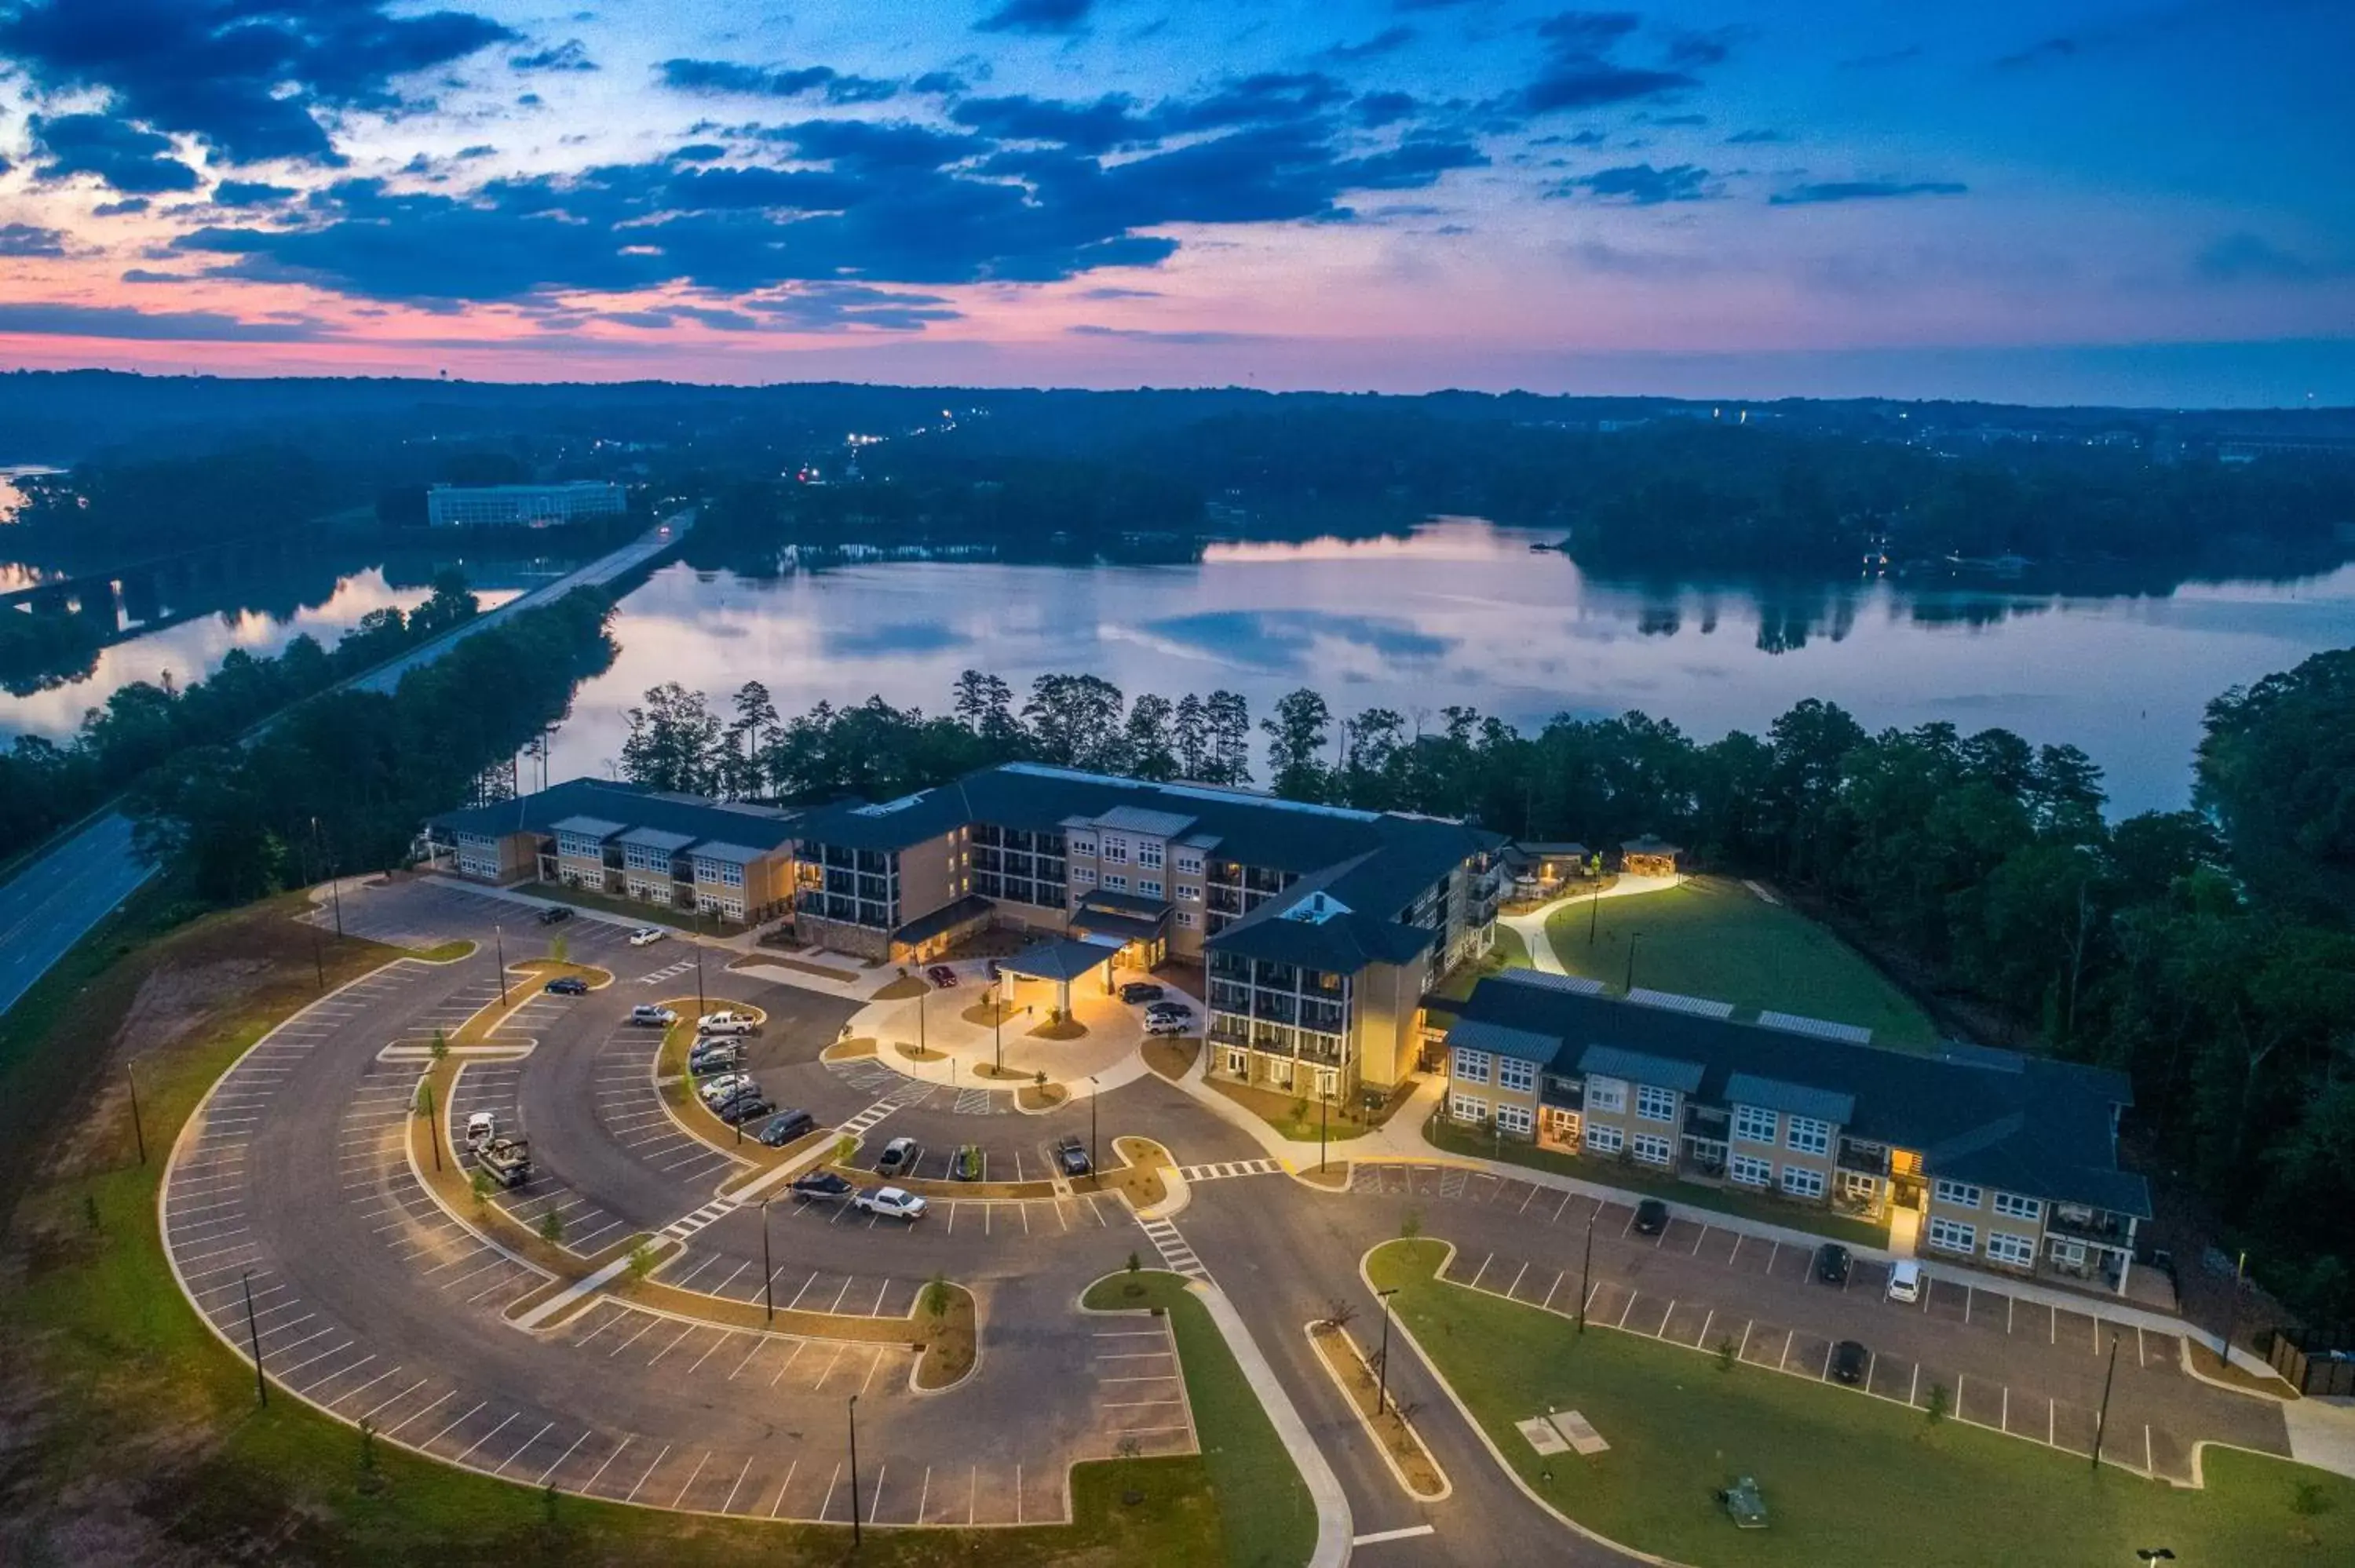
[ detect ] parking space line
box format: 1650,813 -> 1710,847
584,1435 -> 633,1495
670,1451 -> 710,1509
455,1412 -> 520,1464
386,1392 -> 458,1440
768,1340 -> 810,1389
623,1444 -> 670,1504
1697,1308 -> 1715,1348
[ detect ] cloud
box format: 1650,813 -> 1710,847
119,268 -> 185,283
212,180 -> 297,206
0,301 -> 334,341
659,59 -> 900,104
1069,324 -> 1274,345
511,38 -> 597,72
0,223 -> 71,257
1725,127 -> 1787,144
2196,232 -> 2353,283
27,114 -> 200,194
0,0 -> 515,166
91,198 -> 151,217
1554,162 -> 1712,204
951,93 -> 1160,152
1569,239 -> 1722,278
1839,46 -> 1922,69
976,0 -> 1093,34
1663,25 -> 1747,68
1075,286 -> 1163,299
1769,179 -> 1967,205
1519,12 -> 1702,115
1356,90 -> 1419,128
1995,36 -> 2081,69
742,283 -> 962,331
1325,26 -> 1418,61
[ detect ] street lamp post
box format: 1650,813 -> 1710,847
1623,932 -> 1641,994
1375,1286 -> 1400,1415
420,1081 -> 441,1172
1578,1213 -> 1594,1335
240,1269 -> 268,1406
1320,1087 -> 1330,1174
1589,877 -> 1601,945
761,1200 -> 775,1324
847,1393 -> 862,1548
1089,1075 -> 1100,1178
693,908 -> 705,1016
2091,1333 -> 2121,1471
126,1063 -> 146,1165
2220,1249 -> 2247,1367
495,923 -> 509,1005
993,994 -> 1003,1074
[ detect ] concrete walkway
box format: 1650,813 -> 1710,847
1194,1281 -> 1355,1568
2285,1398 -> 2355,1481
1496,875 -> 1677,976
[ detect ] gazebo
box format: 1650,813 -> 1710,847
1620,837 -> 1685,878
997,935 -> 1123,1019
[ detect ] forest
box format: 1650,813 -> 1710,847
608,658 -> 2355,1330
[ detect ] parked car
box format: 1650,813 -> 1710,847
543,975 -> 589,996
698,1010 -> 755,1036
1830,1340 -> 1869,1385
721,1096 -> 773,1126
1815,1243 -> 1853,1286
697,1073 -> 751,1105
1145,1017 -> 1191,1037
1145,1003 -> 1193,1023
1053,1136 -> 1091,1177
951,1145 -> 983,1181
855,1186 -> 928,1221
630,1004 -> 677,1027
790,1169 -> 855,1201
1121,982 -> 1165,1005
1886,1260 -> 1923,1304
926,965 -> 958,988
757,1109 -> 818,1147
629,926 -> 666,947
464,1110 -> 496,1149
1633,1198 -> 1670,1236
536,905 -> 572,925
688,1046 -> 741,1077
876,1136 -> 919,1177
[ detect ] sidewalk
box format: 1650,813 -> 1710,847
1193,1282 -> 1354,1568
1497,876 -> 1676,975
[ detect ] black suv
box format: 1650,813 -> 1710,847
537,905 -> 573,925
1632,1198 -> 1670,1235
757,1109 -> 817,1147
1054,1136 -> 1092,1177
1831,1340 -> 1869,1384
1815,1243 -> 1853,1285
1119,982 -> 1164,1005
543,975 -> 589,996
790,1170 -> 854,1201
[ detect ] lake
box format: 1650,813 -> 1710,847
536,518 -> 2355,818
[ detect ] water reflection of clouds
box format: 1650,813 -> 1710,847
1140,609 -> 1455,673
831,621 -> 973,657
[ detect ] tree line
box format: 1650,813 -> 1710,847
614,659 -> 2355,1326
0,574 -> 481,868
130,587 -> 618,904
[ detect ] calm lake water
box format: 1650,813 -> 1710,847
534,519 -> 2355,818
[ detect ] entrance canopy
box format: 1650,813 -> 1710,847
1002,935 -> 1122,984
1071,888 -> 1172,946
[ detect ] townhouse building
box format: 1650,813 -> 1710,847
1440,971 -> 2152,1296
424,779 -> 798,924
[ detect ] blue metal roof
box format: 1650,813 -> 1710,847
1723,1072 -> 1856,1126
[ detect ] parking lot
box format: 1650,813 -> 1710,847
1342,1158 -> 2285,1483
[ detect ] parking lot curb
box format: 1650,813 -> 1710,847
1195,1282 -> 1354,1568
1302,1317 -> 1451,1504
1136,1166 -> 1192,1222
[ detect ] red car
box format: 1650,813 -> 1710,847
927,965 -> 958,988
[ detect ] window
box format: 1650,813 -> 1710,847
1585,1076 -> 1627,1114
1498,1058 -> 1536,1093
1102,837 -> 1130,864
1269,1059 -> 1292,1089
1729,1154 -> 1772,1187
1223,1048 -> 1247,1076
1175,852 -> 1204,876
1926,1217 -> 1978,1254
1992,1192 -> 2042,1223
1177,884 -> 1201,902
1138,843 -> 1163,869
1986,1232 -> 2036,1267
1780,1165 -> 1826,1200
1071,836 -> 1097,859
1451,1092 -> 1489,1123
1784,1115 -> 1831,1156
1635,1085 -> 1677,1123
1139,879 -> 1163,899
1583,1123 -> 1624,1155
1073,866 -> 1096,886
1453,1048 -> 1492,1085
1176,910 -> 1198,928
1933,1180 -> 1982,1210
1496,1104 -> 1534,1136
1630,1132 -> 1674,1166
1732,1105 -> 1779,1144
1103,874 -> 1130,893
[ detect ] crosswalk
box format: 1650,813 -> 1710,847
656,1197 -> 736,1245
1134,1216 -> 1212,1283
1174,1159 -> 1282,1183
635,959 -> 696,986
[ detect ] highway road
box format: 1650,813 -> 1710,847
0,512 -> 688,1021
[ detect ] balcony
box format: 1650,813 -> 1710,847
1836,1142 -> 1891,1176
2046,1205 -> 2134,1246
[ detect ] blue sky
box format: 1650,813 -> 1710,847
0,0 -> 2348,403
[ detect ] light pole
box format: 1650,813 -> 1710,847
761,1199 -> 775,1323
847,1393 -> 862,1548
993,992 -> 1003,1074
494,923 -> 509,1005
918,987 -> 926,1056
126,1063 -> 146,1165
1375,1286 -> 1400,1415
1578,1213 -> 1594,1334
2091,1333 -> 2121,1471
1623,931 -> 1641,994
1589,877 -> 1601,945
693,908 -> 706,1016
2219,1249 -> 2247,1368
241,1269 -> 268,1406
419,1081 -> 441,1172
1320,1085 -> 1330,1174
1089,1075 -> 1100,1178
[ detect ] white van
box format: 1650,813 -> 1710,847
1886,1260 -> 1924,1304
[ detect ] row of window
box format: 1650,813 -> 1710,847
1449,1094 -> 1534,1136
1725,1155 -> 1826,1200
1933,1181 -> 2044,1224
1922,1218 -> 2037,1267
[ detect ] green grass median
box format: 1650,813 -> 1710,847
1368,1238 -> 2355,1568
1083,1269 -> 1316,1568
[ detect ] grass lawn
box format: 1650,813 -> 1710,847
1083,1271 -> 1318,1568
0,893 -> 1220,1567
1543,877 -> 1938,1048
1422,1114 -> 1888,1249
1368,1239 -> 2355,1568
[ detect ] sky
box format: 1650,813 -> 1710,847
0,0 -> 2349,405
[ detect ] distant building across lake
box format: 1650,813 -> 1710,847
426,481 -> 626,528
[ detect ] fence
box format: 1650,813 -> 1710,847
2262,1326 -> 2355,1397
